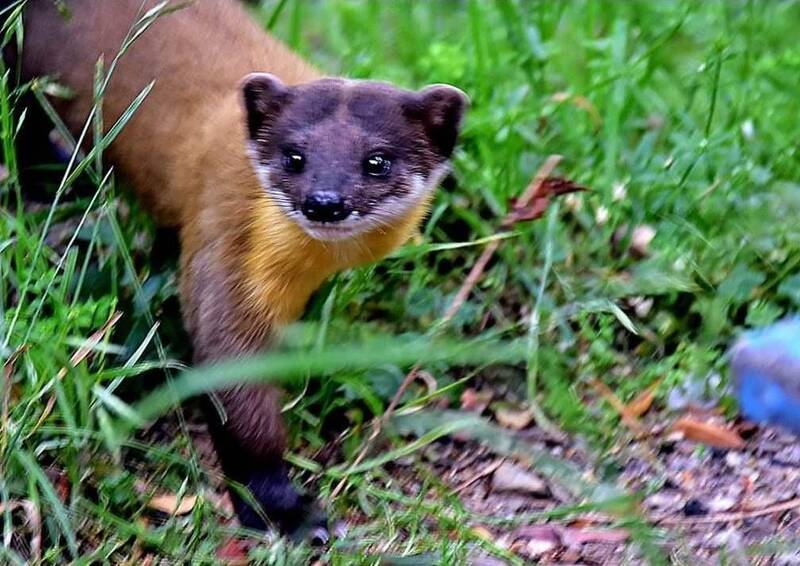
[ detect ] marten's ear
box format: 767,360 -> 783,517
241,73 -> 290,140
410,84 -> 469,158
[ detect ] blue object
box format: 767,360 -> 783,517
731,317 -> 800,434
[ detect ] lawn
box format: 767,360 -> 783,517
2,0 -> 800,564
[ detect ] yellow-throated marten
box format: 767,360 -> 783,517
11,0 -> 467,533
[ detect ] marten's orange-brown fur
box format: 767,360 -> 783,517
17,0 -> 466,532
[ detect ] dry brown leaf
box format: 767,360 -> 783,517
626,379 -> 661,418
672,417 -> 745,450
54,470 -> 70,503
69,311 -> 123,367
454,458 -> 505,493
494,406 -> 534,431
630,224 -> 656,257
512,524 -> 561,543
492,461 -> 549,496
589,378 -> 646,435
470,525 -> 494,541
504,177 -> 587,227
216,537 -> 249,565
460,388 -> 492,413
32,312 -> 124,434
147,493 -> 198,515
415,370 -> 438,396
2,348 -> 25,446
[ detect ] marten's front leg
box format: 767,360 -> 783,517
206,385 -> 313,532
180,248 -> 321,533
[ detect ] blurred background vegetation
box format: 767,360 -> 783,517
2,0 -> 799,563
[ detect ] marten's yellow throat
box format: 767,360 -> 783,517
15,0 -> 467,533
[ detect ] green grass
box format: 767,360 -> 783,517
3,0 -> 800,563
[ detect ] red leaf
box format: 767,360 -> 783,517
672,417 -> 745,450
216,537 -> 249,565
626,379 -> 661,418
503,177 -> 587,228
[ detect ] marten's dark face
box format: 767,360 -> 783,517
242,75 -> 467,241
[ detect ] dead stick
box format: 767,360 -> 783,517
454,458 -> 506,494
444,154 -> 562,322
654,497 -> 800,526
387,155 -> 563,417
330,155 -> 563,498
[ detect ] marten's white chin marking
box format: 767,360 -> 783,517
293,163 -> 449,242
251,155 -> 451,243
299,221 -> 368,242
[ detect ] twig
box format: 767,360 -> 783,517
29,311 -> 122,435
454,458 -> 506,494
1,347 -> 24,454
588,377 -> 648,436
330,155 -> 565,498
654,497 -> 800,526
443,155 -> 563,322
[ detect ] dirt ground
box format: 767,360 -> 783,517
178,408 -> 800,565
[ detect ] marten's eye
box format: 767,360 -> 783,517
363,153 -> 392,178
283,150 -> 305,173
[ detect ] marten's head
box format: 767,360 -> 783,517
241,74 -> 467,242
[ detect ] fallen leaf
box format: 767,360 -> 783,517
454,458 -> 505,493
512,524 -> 560,544
470,525 -> 494,541
55,471 -> 71,503
147,493 -> 198,515
32,312 -> 124,433
460,388 -> 492,413
512,524 -> 628,550
589,378 -> 646,435
672,417 -> 745,450
391,409 -> 616,501
611,224 -> 656,258
510,525 -> 561,557
494,405 -> 534,431
626,380 -> 661,418
69,311 -> 123,367
630,296 -> 655,319
492,461 -> 549,496
503,177 -> 587,228
524,537 -> 558,557
216,537 -> 248,565
631,224 -> 656,257
416,370 -> 438,395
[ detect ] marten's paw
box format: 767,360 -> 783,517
233,466 -> 328,542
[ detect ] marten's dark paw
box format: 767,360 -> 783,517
234,466 -> 328,541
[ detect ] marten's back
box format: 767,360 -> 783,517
20,0 -> 318,225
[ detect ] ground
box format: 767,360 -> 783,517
3,0 -> 800,564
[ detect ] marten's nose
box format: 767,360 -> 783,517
301,191 -> 350,223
